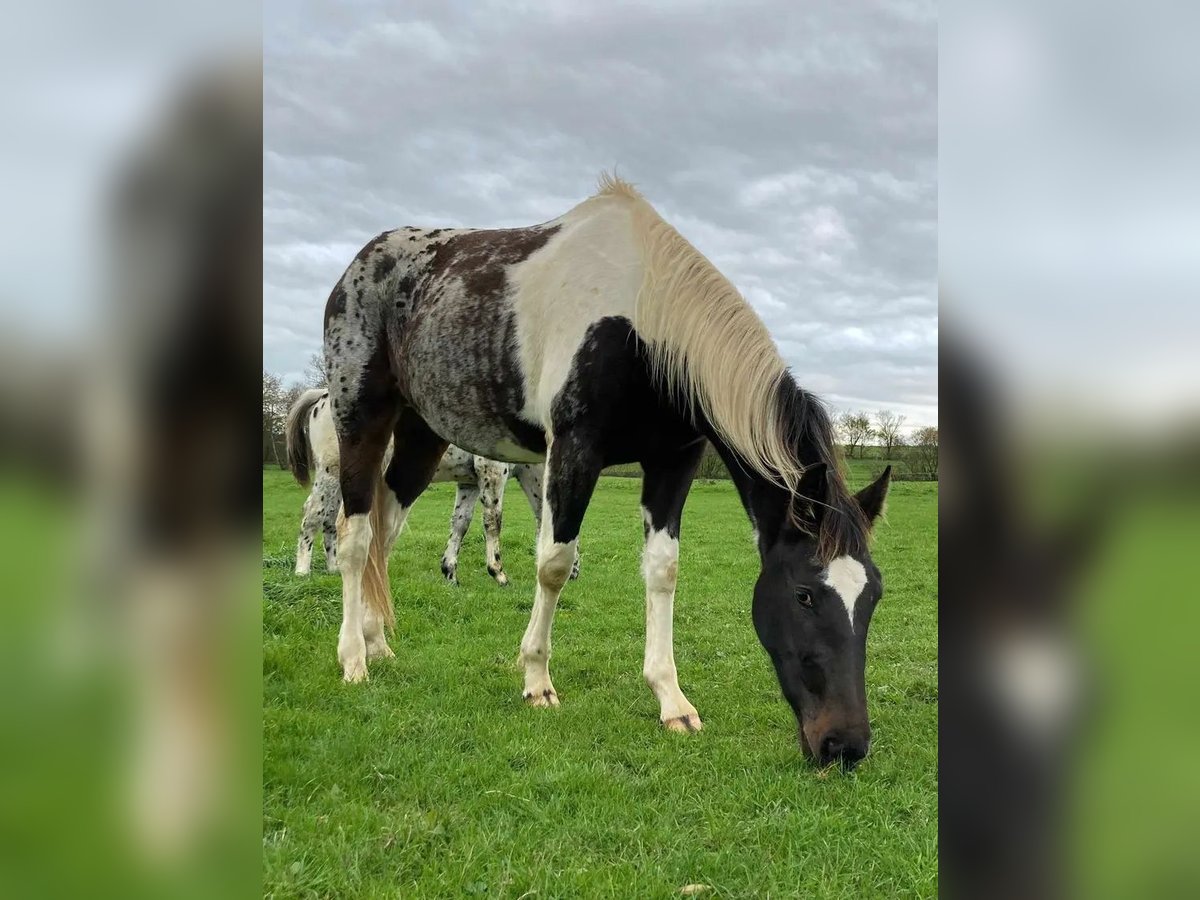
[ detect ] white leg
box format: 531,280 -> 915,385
518,485 -> 575,707
642,521 -> 701,732
295,490 -> 321,575
480,463 -> 509,586
337,511 -> 372,682
441,484 -> 478,584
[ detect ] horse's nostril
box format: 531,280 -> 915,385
819,734 -> 845,763
818,732 -> 869,769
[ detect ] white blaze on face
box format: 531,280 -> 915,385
822,556 -> 868,632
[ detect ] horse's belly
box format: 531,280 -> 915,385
399,306 -> 548,463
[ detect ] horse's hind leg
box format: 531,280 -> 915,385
479,460 -> 510,586
519,432 -> 601,707
360,409 -> 450,655
295,487 -> 321,575
334,410 -> 396,683
441,482 -> 479,585
319,473 -> 340,572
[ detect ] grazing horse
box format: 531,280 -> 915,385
285,388 -> 577,584
323,174 -> 891,767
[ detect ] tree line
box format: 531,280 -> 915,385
263,360 -> 936,481
263,354 -> 327,466
836,410 -> 938,480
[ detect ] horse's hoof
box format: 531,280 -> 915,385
491,570 -> 509,587
523,688 -> 559,708
366,640 -> 394,661
341,658 -> 369,683
663,714 -> 703,733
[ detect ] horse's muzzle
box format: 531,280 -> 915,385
801,719 -> 871,769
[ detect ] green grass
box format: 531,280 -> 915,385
263,468 -> 937,898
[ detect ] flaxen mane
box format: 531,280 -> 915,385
596,173 -> 865,561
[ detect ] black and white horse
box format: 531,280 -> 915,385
285,388 -> 577,585
322,174 -> 891,766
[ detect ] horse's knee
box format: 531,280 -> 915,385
537,542 -> 575,592
338,514 -> 372,569
641,531 -> 679,592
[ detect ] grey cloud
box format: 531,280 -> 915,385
264,0 -> 936,425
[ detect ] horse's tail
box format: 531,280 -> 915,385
285,388 -> 326,486
338,469 -> 395,631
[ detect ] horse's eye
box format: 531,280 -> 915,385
794,587 -> 814,608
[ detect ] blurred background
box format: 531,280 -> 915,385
942,1 -> 1199,897
0,3 -> 259,898
0,0 -> 1197,897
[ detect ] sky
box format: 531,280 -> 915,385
264,1 -> 937,428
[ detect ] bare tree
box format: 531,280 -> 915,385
304,352 -> 328,388
837,411 -> 874,458
874,409 -> 907,458
906,425 -> 939,479
263,371 -> 285,465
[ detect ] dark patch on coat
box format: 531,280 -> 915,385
535,317 -> 706,543
382,406 -> 450,507
373,254 -> 397,283
495,312 -> 549,454
426,225 -> 561,298
323,283 -> 347,329
336,333 -> 402,517
354,231 -> 391,264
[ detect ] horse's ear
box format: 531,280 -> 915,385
793,462 -> 829,532
855,465 -> 892,527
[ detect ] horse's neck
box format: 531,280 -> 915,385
706,432 -> 794,554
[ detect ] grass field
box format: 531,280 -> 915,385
263,467 -> 938,898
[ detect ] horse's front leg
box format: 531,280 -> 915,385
641,445 -> 705,732
518,433 -> 601,707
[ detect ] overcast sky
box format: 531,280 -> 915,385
264,1 -> 937,427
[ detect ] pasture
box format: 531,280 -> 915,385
263,467 -> 937,898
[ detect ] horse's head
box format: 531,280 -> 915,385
751,466 -> 891,768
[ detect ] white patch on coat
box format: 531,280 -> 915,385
509,194 -> 643,426
823,555 -> 868,632
985,630 -> 1081,750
